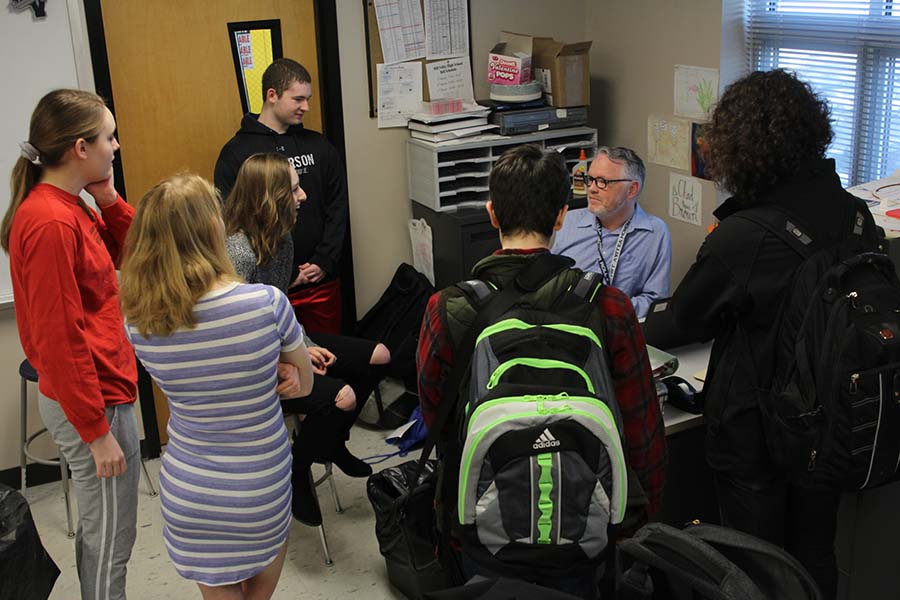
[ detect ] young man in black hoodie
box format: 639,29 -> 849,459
215,58 -> 348,334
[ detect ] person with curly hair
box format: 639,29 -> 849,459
668,69 -> 881,599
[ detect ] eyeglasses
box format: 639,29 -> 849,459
575,173 -> 634,190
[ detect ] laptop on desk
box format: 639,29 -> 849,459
641,297 -> 695,351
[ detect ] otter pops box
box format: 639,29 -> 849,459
487,31 -> 533,86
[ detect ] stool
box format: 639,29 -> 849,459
289,413 -> 343,566
19,359 -> 158,538
19,359 -> 74,538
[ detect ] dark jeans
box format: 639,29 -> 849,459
714,474 -> 840,599
281,333 -> 384,465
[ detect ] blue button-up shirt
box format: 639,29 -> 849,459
551,204 -> 672,319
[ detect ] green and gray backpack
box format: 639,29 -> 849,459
421,253 -> 628,581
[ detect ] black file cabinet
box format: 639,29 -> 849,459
412,203 -> 500,289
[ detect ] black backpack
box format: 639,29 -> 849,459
736,202 -> 900,490
619,521 -> 823,600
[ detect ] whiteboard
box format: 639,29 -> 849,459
0,7 -> 83,305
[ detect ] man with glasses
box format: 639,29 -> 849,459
552,146 -> 671,319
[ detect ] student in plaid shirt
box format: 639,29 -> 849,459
416,144 -> 666,595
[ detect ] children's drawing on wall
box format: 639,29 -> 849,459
647,114 -> 690,171
691,123 -> 712,181
674,65 -> 719,121
670,173 -> 703,227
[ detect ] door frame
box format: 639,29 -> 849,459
82,0 -> 352,458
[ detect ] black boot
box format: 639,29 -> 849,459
291,463 -> 323,526
332,445 -> 373,478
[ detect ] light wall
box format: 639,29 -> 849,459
338,0 -> 589,313
585,0 -> 724,287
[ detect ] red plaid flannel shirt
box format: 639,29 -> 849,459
415,249 -> 667,516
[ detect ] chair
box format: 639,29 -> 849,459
19,359 -> 158,538
287,413 -> 343,566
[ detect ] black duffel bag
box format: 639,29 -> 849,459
0,484 -> 60,600
367,460 -> 448,600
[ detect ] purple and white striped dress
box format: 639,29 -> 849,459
125,282 -> 303,586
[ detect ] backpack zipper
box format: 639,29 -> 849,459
465,392 -> 571,422
467,393 -> 609,434
487,358 -> 595,393
850,373 -> 859,395
476,318 -> 603,349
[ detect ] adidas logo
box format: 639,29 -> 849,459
532,428 -> 561,450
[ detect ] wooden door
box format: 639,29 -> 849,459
99,0 -> 320,444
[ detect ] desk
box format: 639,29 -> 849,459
662,342 -> 709,435
655,342 -> 718,526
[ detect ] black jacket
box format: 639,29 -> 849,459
214,114 -> 349,280
669,159 -> 880,482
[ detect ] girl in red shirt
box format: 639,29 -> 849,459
2,89 -> 138,600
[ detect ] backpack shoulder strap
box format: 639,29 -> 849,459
736,200 -> 874,260
732,205 -> 815,261
619,523 -> 768,600
566,269 -> 611,362
455,279 -> 493,308
685,523 -> 823,600
571,270 -> 603,302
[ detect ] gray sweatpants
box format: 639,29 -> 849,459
39,395 -> 140,600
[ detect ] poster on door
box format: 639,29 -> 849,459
228,20 -> 284,114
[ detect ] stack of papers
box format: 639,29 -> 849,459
408,105 -> 495,143
407,102 -> 490,124
409,119 -> 497,142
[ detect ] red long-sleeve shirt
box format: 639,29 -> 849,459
10,183 -> 136,443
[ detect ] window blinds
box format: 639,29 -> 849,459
746,0 -> 900,185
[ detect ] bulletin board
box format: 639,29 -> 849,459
362,0 -> 473,117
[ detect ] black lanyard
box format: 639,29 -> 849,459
595,215 -> 633,286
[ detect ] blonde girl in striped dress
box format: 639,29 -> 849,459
119,174 -> 313,600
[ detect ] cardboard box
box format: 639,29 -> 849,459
487,31 -> 532,86
532,37 -> 592,107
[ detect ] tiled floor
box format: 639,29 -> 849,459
24,399 -> 413,599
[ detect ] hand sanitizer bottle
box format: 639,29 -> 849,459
572,149 -> 588,197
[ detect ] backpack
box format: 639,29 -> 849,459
619,521 -> 823,600
355,263 -> 435,384
735,202 -> 900,491
416,253 -> 628,584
